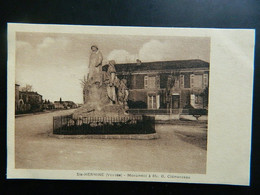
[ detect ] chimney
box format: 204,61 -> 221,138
136,59 -> 142,65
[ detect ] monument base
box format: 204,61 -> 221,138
73,104 -> 127,119
49,132 -> 159,140
53,114 -> 156,136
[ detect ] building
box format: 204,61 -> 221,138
54,100 -> 77,109
54,101 -> 64,109
15,84 -> 20,112
19,91 -> 43,104
42,100 -> 55,110
63,101 -> 78,109
15,89 -> 43,114
19,91 -> 43,112
114,59 -> 209,111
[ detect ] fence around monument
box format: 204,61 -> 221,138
128,108 -> 207,115
53,114 -> 155,135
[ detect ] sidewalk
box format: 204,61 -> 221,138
15,109 -> 77,118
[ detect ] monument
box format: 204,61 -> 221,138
53,45 -> 156,137
73,46 -> 129,118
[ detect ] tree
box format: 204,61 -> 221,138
200,87 -> 208,109
165,70 -> 180,112
21,84 -> 33,92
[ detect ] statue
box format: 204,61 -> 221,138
54,45 -> 158,137
117,78 -> 129,110
103,60 -> 118,104
73,46 -> 129,119
88,45 -> 103,86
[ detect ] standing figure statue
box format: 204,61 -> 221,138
88,45 -> 103,86
118,79 -> 129,110
74,46 -> 130,119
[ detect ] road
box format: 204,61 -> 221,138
15,109 -> 207,174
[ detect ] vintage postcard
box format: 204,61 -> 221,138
7,23 -> 255,185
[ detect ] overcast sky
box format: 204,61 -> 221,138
16,32 -> 210,103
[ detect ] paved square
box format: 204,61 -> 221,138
15,110 -> 207,174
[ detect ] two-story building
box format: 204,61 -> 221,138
114,59 -> 209,111
19,91 -> 43,111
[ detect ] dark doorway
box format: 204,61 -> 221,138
172,95 -> 180,109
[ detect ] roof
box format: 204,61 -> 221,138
20,91 -> 42,96
54,101 -> 76,104
114,59 -> 209,73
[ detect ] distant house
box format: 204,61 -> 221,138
63,101 -> 78,109
17,90 -> 43,113
20,91 -> 43,104
42,100 -> 55,110
54,100 -> 77,109
54,101 -> 64,109
114,59 -> 209,111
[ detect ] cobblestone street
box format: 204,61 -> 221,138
15,109 -> 207,174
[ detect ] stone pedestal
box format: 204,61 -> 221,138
73,83 -> 129,119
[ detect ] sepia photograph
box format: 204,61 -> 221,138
7,23 -> 254,185
15,31 -> 210,173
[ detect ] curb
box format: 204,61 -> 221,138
49,133 -> 159,140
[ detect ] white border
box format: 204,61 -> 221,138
7,23 -> 255,185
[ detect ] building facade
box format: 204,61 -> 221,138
15,84 -> 20,112
19,91 -> 43,112
114,59 -> 209,111
15,89 -> 43,114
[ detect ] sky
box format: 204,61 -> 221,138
16,32 -> 210,103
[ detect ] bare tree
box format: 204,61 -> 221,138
166,70 -> 180,113
21,84 -> 33,92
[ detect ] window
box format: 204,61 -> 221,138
148,76 -> 156,89
184,74 -> 190,88
156,75 -> 160,89
180,75 -> 184,88
203,73 -> 208,88
190,74 -> 194,88
190,74 -> 203,88
194,75 -> 203,88
135,75 -> 144,89
144,75 -> 160,89
148,94 -> 157,109
195,95 -> 198,104
144,76 -> 148,88
160,74 -> 168,89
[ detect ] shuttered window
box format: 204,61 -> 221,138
203,73 -> 208,88
180,75 -> 184,88
135,75 -> 144,89
144,75 -> 160,89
